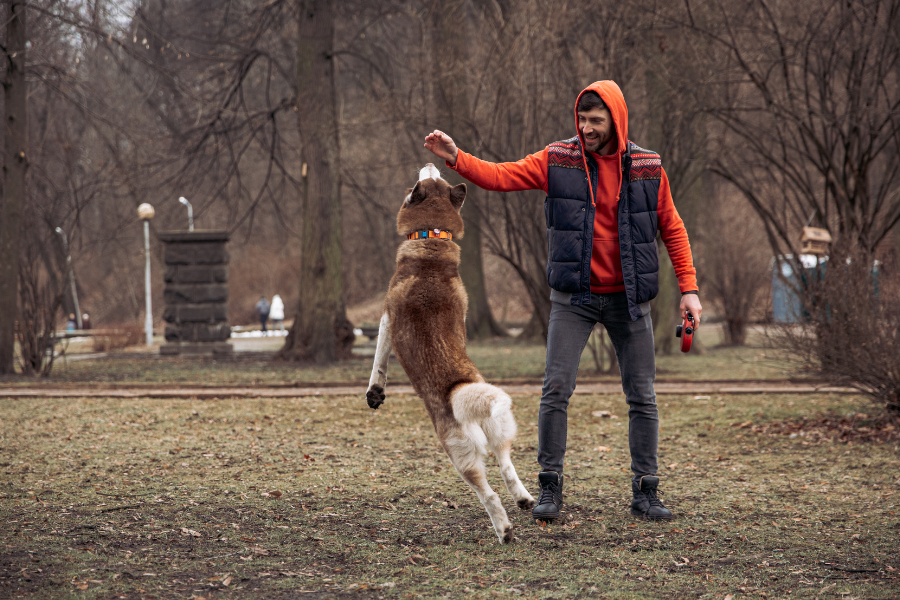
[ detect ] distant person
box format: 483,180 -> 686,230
65,313 -> 77,332
270,294 -> 285,332
255,296 -> 270,335
81,313 -> 92,330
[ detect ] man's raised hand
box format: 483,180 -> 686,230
424,130 -> 459,166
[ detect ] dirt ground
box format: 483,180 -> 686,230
1,389 -> 898,599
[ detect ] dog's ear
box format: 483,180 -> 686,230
450,183 -> 466,210
405,181 -> 427,206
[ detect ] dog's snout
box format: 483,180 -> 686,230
418,163 -> 442,182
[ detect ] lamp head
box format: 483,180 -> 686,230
137,203 -> 155,220
179,197 -> 189,206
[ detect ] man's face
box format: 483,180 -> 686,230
578,106 -> 615,154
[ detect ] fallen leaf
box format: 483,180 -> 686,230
595,446 -> 611,452
181,527 -> 201,537
267,490 -> 282,499
724,595 -> 733,600
667,463 -> 679,469
592,411 -> 612,418
222,576 -> 232,586
251,545 -> 269,556
409,554 -> 426,564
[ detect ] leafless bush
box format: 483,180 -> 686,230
773,249 -> 900,413
586,325 -> 619,376
699,186 -> 771,345
16,247 -> 64,377
91,323 -> 143,353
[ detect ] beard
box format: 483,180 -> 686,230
583,128 -> 614,153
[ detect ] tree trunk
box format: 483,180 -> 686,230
278,0 -> 353,364
0,1 -> 27,374
651,241 -> 679,355
431,0 -> 504,340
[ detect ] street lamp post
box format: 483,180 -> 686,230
138,203 -> 155,347
54,227 -> 82,330
178,197 -> 194,232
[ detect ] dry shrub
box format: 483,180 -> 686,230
773,248 -> 900,414
17,252 -> 64,377
91,322 -> 143,352
699,187 -> 771,346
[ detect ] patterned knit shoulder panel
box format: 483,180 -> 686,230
627,141 -> 661,182
547,136 -> 585,171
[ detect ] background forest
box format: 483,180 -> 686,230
1,0 -> 899,381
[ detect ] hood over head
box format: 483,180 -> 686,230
574,80 -> 629,206
574,80 -> 628,157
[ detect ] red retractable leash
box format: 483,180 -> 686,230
675,311 -> 695,353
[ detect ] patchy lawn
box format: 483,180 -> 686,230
1,391 -> 897,599
7,331 -> 790,387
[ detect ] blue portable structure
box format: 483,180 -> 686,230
771,254 -> 827,323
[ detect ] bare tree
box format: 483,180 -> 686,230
278,0 -> 354,362
679,0 -> 900,272
699,186 -> 770,345
0,1 -> 28,374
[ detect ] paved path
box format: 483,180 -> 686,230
0,381 -> 857,399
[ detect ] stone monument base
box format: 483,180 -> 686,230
160,342 -> 233,356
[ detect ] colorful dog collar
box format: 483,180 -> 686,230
407,228 -> 453,241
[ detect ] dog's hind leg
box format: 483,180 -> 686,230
482,397 -> 536,511
443,427 -> 513,544
365,313 -> 391,409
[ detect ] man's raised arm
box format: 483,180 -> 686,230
424,129 -> 549,194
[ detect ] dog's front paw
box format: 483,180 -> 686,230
366,385 -> 385,410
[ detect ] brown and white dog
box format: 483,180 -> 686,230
365,164 -> 535,543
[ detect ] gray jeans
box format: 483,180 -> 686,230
539,292 -> 658,484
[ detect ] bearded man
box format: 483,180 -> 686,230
424,80 -> 702,522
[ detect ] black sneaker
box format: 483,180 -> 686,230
532,471 -> 563,522
631,476 -> 673,520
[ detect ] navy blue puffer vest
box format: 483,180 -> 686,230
544,136 -> 662,321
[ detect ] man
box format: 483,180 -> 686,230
255,296 -> 270,335
424,80 -> 702,521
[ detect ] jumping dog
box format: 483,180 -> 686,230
365,164 -> 535,543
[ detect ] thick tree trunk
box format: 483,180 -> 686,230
278,0 -> 353,364
431,0 -> 504,340
0,1 -> 27,374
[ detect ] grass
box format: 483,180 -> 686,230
6,325 -> 792,387
1,390 -> 898,599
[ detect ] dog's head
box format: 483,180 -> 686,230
396,164 -> 466,239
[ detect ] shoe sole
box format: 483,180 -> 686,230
630,509 -> 674,520
533,513 -> 559,523
533,505 -> 562,522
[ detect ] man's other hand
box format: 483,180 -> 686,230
424,130 -> 459,166
680,293 -> 702,327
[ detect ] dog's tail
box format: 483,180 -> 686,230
449,382 -> 515,453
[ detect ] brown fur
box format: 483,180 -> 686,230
387,240 -> 483,432
366,169 -> 533,543
396,178 -> 466,238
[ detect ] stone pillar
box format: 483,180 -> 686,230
158,230 -> 233,356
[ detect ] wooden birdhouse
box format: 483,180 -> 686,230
800,226 -> 832,255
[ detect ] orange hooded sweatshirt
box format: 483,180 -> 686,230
448,80 -> 698,295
